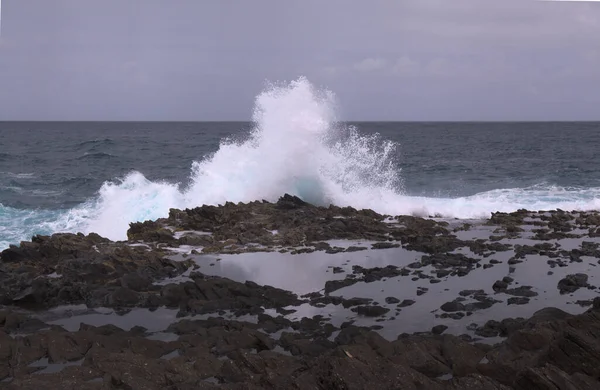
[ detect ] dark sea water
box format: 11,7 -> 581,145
1,81 -> 600,249
2,121 -> 600,209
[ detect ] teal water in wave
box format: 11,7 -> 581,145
1,79 -> 600,249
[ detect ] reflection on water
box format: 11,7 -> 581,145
11,227 -> 600,343
29,357 -> 84,375
45,307 -> 179,332
174,241 -> 421,295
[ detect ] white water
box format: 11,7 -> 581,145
2,77 -> 600,248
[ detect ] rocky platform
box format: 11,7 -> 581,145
1,194 -> 600,389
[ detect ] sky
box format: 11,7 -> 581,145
0,0 -> 599,121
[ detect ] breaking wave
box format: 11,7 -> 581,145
1,77 -> 600,248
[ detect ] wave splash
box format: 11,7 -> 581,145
2,77 -> 600,247
2,77 -> 401,244
185,77 -> 401,208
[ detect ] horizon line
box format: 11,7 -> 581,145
1,120 -> 600,123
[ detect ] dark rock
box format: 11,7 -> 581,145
107,287 -> 140,307
421,253 -> 480,271
341,297 -> 373,308
120,272 -> 152,292
508,258 -> 523,265
504,286 -> 538,297
5,202 -> 600,389
0,233 -> 193,310
128,220 -> 176,243
440,312 -> 466,320
431,325 -> 448,335
558,273 -> 589,294
465,297 -> 501,312
441,300 -> 466,312
274,193 -> 308,210
173,273 -> 302,317
345,246 -> 367,252
351,305 -> 390,317
493,280 -> 509,292
475,317 -> 527,338
371,242 -> 400,249
398,299 -> 416,308
459,289 -> 485,297
507,297 -> 530,305
353,265 -> 407,282
324,278 -> 358,294
528,307 -> 572,323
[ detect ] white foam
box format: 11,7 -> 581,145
2,172 -> 36,179
3,77 -> 600,246
35,77 -> 402,241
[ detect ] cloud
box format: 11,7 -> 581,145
0,0 -> 599,120
392,56 -> 419,75
321,66 -> 338,76
353,58 -> 388,72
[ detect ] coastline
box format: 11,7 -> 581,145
2,194 -> 600,388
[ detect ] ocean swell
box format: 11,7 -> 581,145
1,77 -> 600,248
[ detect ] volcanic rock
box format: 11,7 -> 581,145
558,273 -> 589,294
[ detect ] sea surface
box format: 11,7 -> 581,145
1,78 -> 600,249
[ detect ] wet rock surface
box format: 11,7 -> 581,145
3,303 -> 600,389
557,273 -> 590,294
2,198 -> 600,388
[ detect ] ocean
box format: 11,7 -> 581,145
1,78 -> 600,250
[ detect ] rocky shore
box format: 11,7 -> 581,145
2,194 -> 600,389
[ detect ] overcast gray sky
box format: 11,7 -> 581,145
0,0 -> 599,121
